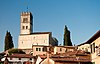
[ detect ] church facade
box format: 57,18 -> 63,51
18,12 -> 57,52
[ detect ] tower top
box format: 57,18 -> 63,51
21,12 -> 32,16
20,12 -> 33,35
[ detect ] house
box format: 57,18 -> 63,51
1,54 -> 36,64
32,45 -> 76,56
54,46 -> 76,54
78,30 -> 100,64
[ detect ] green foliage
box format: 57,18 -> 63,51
4,31 -> 14,51
63,25 -> 72,46
8,48 -> 25,55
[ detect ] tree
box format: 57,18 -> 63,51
4,31 -> 14,51
63,25 -> 72,46
8,48 -> 25,55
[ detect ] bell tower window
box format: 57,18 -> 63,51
23,18 -> 28,23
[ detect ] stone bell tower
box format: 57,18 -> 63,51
20,12 -> 33,35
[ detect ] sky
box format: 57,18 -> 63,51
0,0 -> 100,52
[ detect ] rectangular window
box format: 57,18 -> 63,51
22,26 -> 25,29
39,48 -> 41,51
43,47 -> 47,52
19,58 -> 21,60
23,18 -> 28,23
30,58 -> 32,60
91,43 -> 95,53
36,48 -> 38,51
90,44 -> 92,53
60,48 -> 62,51
26,26 -> 28,29
93,43 -> 95,53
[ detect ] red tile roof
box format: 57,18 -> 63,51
38,50 -> 91,62
8,54 -> 34,58
51,50 -> 91,62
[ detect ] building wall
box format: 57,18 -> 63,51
32,46 -> 49,56
91,37 -> 100,64
78,36 -> 100,64
54,46 -> 75,54
54,46 -> 66,54
18,34 -> 50,49
78,44 -> 91,52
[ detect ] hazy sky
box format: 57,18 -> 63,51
0,0 -> 100,52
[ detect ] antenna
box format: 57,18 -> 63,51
27,6 -> 29,12
26,0 -> 29,12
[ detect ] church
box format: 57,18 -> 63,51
18,12 -> 58,53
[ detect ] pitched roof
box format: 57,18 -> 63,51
86,30 -> 100,44
51,50 -> 91,62
20,32 -> 52,36
31,32 -> 52,34
38,50 -> 91,63
78,30 -> 100,46
8,54 -> 34,58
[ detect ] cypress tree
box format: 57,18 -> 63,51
4,31 -> 14,51
63,25 -> 72,46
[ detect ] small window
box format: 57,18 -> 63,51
22,26 -> 25,29
91,43 -> 95,53
30,58 -> 32,60
19,58 -> 21,60
93,43 -> 95,53
60,48 -> 62,51
43,47 -> 47,52
23,18 -> 28,23
36,48 -> 38,51
26,26 -> 28,29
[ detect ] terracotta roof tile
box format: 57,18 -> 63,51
8,54 -> 34,58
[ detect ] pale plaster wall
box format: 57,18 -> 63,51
54,46 -> 66,54
91,37 -> 100,64
32,46 -> 49,56
18,34 -> 50,49
78,44 -> 90,52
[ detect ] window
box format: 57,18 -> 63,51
60,48 -> 62,51
36,48 -> 41,51
22,26 -> 25,29
23,18 -> 28,23
36,48 -> 38,51
39,48 -> 41,51
93,43 -> 95,53
26,26 -> 28,29
90,44 -> 92,53
30,58 -> 32,60
90,43 -> 95,53
43,47 -> 47,52
19,58 -> 21,60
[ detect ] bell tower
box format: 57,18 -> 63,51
20,12 -> 33,34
